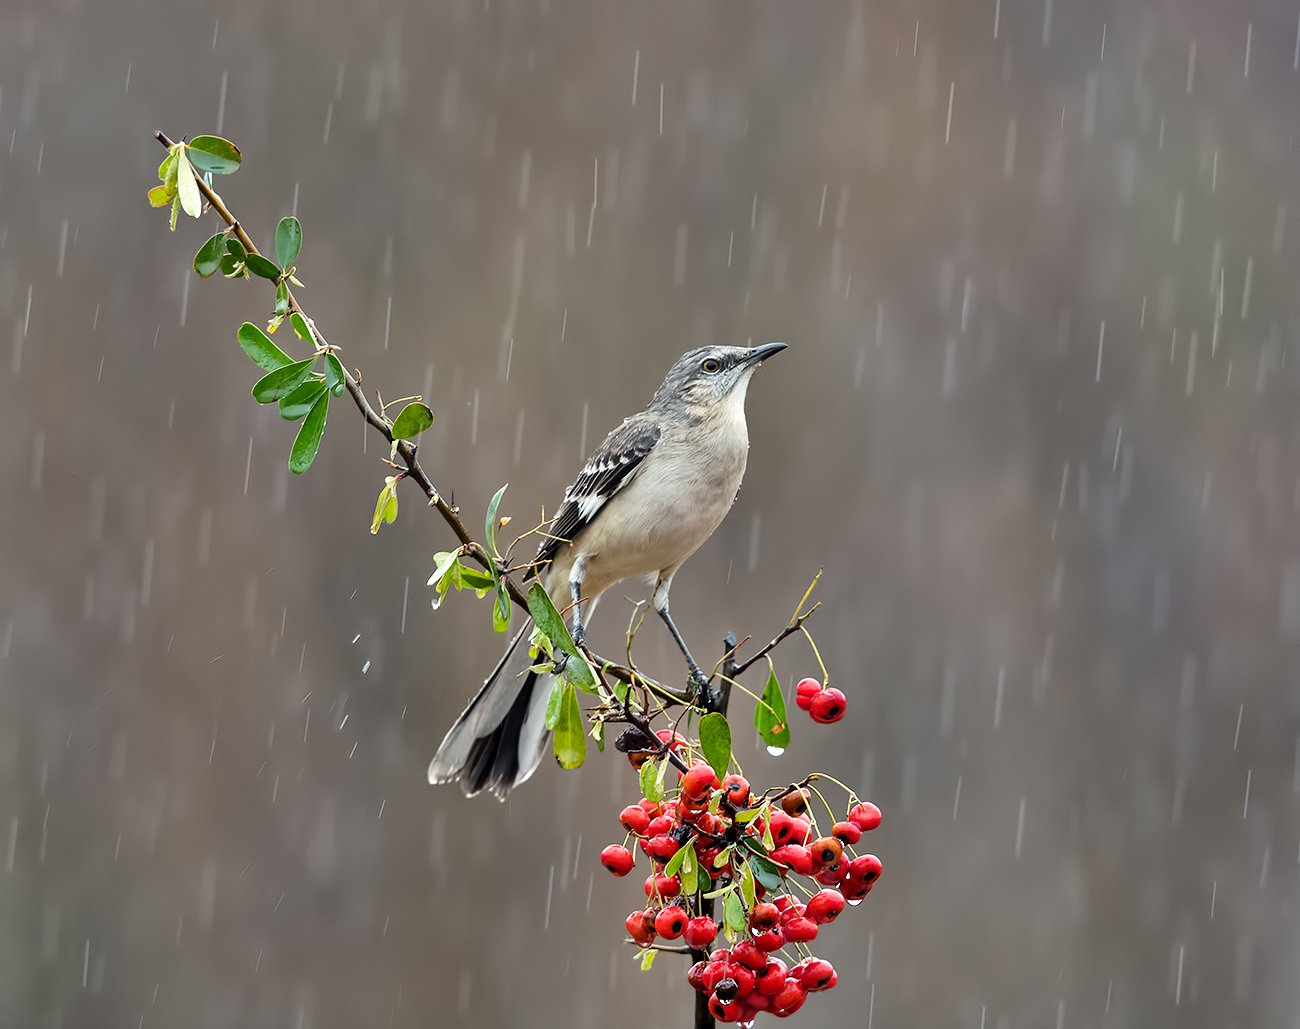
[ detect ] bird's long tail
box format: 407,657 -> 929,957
426,621 -> 553,799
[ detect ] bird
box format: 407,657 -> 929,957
427,341 -> 787,798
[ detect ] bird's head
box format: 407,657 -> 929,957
649,342 -> 787,413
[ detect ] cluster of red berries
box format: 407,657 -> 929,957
599,754 -> 882,1023
794,678 -> 847,725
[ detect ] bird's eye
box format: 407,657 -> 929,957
701,358 -> 722,374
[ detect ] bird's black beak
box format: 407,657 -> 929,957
743,342 -> 788,365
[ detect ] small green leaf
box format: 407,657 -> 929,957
370,477 -> 399,534
185,135 -> 241,175
663,841 -> 689,879
740,860 -> 756,909
754,661 -> 791,753
275,216 -> 302,269
279,378 -> 327,420
734,803 -> 766,825
492,581 -> 511,634
225,237 -> 247,260
526,583 -> 597,691
169,195 -> 180,231
157,148 -> 178,185
237,322 -> 294,371
324,353 -> 347,397
251,358 -> 315,403
698,712 -> 732,778
290,312 -> 314,342
592,719 -> 605,752
245,253 -> 282,282
427,550 -> 462,608
193,233 -> 225,277
391,402 -> 434,440
638,950 -> 656,972
175,149 -> 201,218
147,183 -> 174,208
680,843 -> 699,895
552,683 -> 586,770
274,281 -> 290,317
485,484 -> 508,558
723,891 -> 747,940
220,253 -> 246,278
544,679 -> 565,731
640,758 -> 663,802
750,853 -> 785,892
288,391 -> 328,474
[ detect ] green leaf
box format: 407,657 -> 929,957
220,253 -> 246,278
680,844 -> 699,896
185,135 -> 242,175
290,312 -> 314,342
321,353 -> 344,397
274,281 -> 290,317
457,563 -> 495,591
552,683 -> 586,770
175,148 -> 201,218
147,183 -> 174,208
492,581 -> 511,634
663,840 -> 689,879
638,950 -> 656,972
193,233 -> 225,277
225,237 -> 247,260
427,550 -> 461,608
723,890 -> 747,940
739,860 -> 756,909
734,803 -> 767,825
237,322 -> 294,372
698,712 -> 731,778
750,853 -> 785,892
245,253 -> 282,282
370,477 -> 399,534
275,216 -> 302,269
251,358 -> 315,403
278,378 -> 327,420
544,679 -> 565,731
526,583 -> 597,691
484,484 -> 508,558
592,719 -> 605,752
754,661 -> 791,753
640,758 -> 664,803
288,392 -> 328,474
391,402 -> 434,440
158,148 -> 178,185
169,195 -> 180,231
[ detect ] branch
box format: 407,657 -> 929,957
729,602 -> 820,678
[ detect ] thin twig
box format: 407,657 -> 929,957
730,602 -> 821,678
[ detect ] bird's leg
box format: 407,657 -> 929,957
567,555 -> 588,647
652,574 -> 709,694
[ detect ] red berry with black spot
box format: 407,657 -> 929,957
771,979 -> 808,1016
625,909 -> 656,945
654,906 -> 688,939
753,927 -> 786,952
731,939 -> 768,971
619,805 -> 651,835
810,835 -> 844,867
831,819 -> 862,845
645,834 -> 681,863
680,761 -> 720,802
600,844 -> 634,876
795,957 -> 838,992
771,844 -> 815,875
810,687 -> 847,724
721,773 -> 751,808
748,902 -> 780,933
848,801 -> 882,831
806,889 -> 847,924
683,916 -> 718,949
846,853 -> 883,884
756,959 -> 789,996
782,916 -> 819,943
794,677 -> 822,711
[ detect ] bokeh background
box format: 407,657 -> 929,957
3,1 -> 1299,1026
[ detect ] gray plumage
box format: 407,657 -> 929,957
428,342 -> 787,798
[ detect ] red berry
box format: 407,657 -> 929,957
842,879 -> 873,901
848,801 -> 882,831
756,959 -> 789,996
683,916 -> 718,949
681,762 -> 720,802
788,816 -> 812,845
810,836 -> 844,866
846,853 -> 883,884
731,939 -> 768,971
810,687 -> 847,724
780,789 -> 811,817
794,677 -> 822,711
814,863 -> 847,886
831,820 -> 862,845
600,844 -> 634,876
768,810 -> 797,846
687,960 -> 710,993
645,815 -> 675,836
625,909 -> 656,945
806,889 -> 847,924
655,906 -> 688,939
677,797 -> 708,824
708,994 -> 743,1022
656,728 -> 686,751
782,916 -> 819,943
778,901 -> 806,925
619,805 -> 651,835
771,844 -> 815,875
795,957 -> 838,992
721,773 -> 751,808
770,979 -> 808,1016
748,902 -> 780,932
753,927 -> 786,952
645,834 -> 681,863
644,873 -> 682,899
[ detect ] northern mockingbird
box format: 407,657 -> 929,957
427,342 -> 787,798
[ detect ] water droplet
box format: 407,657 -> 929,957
847,897 -> 864,907
766,745 -> 785,757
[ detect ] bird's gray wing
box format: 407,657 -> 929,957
531,414 -> 662,573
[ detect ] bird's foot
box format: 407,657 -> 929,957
687,665 -> 711,702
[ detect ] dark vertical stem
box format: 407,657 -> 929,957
691,632 -> 739,1029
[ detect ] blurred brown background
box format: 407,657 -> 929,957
2,1 -> 1299,1026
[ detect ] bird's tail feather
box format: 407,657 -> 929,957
427,621 -> 553,799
